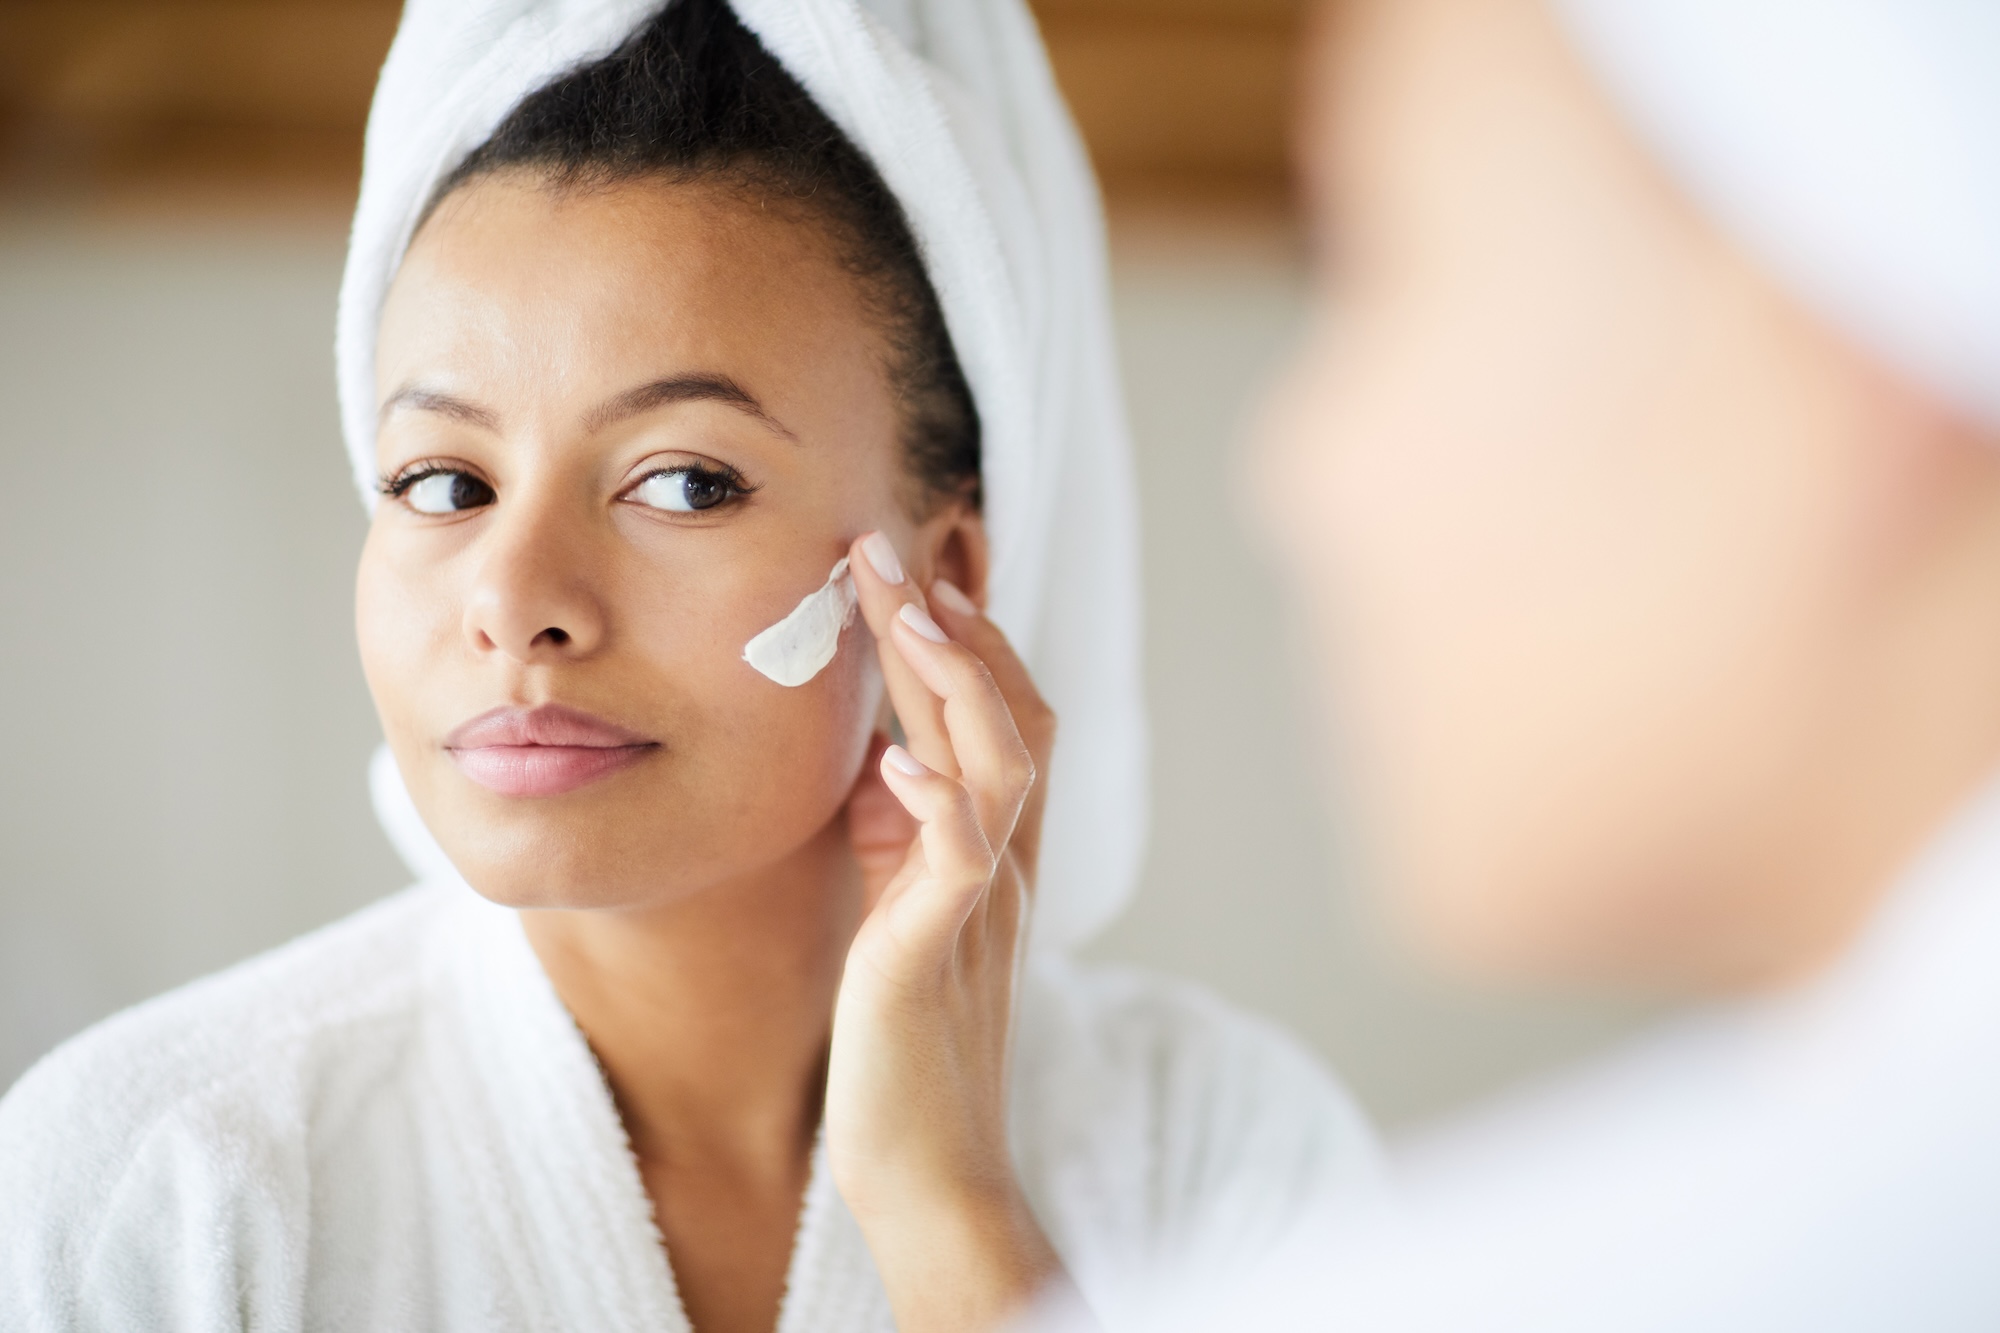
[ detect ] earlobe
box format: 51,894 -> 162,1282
922,505 -> 991,609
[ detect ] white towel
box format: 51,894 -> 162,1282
338,0 -> 1147,953
1552,0 -> 2000,431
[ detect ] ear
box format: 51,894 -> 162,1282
912,501 -> 990,609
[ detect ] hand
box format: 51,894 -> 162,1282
825,530 -> 1073,1333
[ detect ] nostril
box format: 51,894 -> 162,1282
536,627 -> 571,647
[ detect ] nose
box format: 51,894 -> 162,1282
461,496 -> 608,662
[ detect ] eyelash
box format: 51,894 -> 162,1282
627,462 -> 756,507
377,460 -> 468,499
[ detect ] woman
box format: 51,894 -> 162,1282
1205,0 -> 2000,1326
0,2 -> 1377,1329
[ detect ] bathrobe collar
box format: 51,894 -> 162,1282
422,889 -> 893,1332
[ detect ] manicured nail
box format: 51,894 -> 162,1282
899,602 -> 949,643
883,743 -> 926,777
861,531 -> 905,585
929,579 -> 977,616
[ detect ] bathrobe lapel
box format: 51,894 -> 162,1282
432,890 -> 893,1332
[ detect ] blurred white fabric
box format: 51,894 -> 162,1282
1028,776 -> 2000,1330
1209,770 -> 2000,1330
338,0 -> 1147,953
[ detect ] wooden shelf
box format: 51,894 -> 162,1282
0,0 -> 1303,215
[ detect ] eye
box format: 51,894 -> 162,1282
631,466 -> 738,513
395,468 -> 495,514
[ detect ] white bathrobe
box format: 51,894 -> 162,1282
1205,774 -> 2000,1331
0,882 -> 1377,1331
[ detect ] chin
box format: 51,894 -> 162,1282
1380,807 -> 1638,986
418,764 -> 854,917
460,861 -> 642,912
1395,846 -> 1725,991
412,776 -> 711,912
1392,868 -> 1553,982
446,828 -> 679,912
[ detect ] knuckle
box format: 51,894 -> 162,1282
1019,700 -> 1057,755
962,653 -> 1001,695
950,777 -> 983,818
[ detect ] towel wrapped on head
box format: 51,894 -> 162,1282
1554,0 -> 2000,432
344,0 -> 1149,953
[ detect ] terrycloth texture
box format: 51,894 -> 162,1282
0,884 -> 1380,1332
337,0 -> 1146,952
1552,0 -> 2000,431
1140,774 -> 2000,1333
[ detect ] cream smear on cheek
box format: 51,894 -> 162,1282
742,557 -> 858,686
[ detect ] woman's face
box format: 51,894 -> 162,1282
1260,0 -> 1959,985
359,173 -> 956,911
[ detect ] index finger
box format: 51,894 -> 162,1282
848,531 -> 957,780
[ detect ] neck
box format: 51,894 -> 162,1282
519,819 -> 862,1179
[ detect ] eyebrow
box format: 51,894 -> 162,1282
378,372 -> 797,442
585,373 -> 797,441
377,385 -> 501,432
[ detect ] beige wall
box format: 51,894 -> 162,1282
0,214 -> 1650,1126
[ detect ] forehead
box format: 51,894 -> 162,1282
376,172 -> 885,407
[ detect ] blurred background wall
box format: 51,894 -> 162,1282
0,0 -> 1652,1126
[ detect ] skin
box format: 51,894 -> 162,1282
360,171 -> 1061,1333
1261,0 -> 2000,991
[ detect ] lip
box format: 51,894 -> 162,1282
444,704 -> 658,798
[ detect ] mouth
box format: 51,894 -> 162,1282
443,704 -> 659,798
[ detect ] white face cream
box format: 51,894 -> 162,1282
742,557 -> 858,687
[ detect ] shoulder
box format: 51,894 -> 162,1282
1012,958 -> 1383,1296
0,884 -> 445,1324
0,883 -> 443,1154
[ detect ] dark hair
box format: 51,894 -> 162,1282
425,0 -> 980,510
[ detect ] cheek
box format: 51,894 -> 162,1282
525,557 -> 883,903
356,523 -> 885,909
632,575 -> 882,809
355,524 -> 456,750
1256,305 -> 1530,814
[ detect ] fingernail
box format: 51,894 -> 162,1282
929,579 -> 977,616
861,532 -> 905,585
898,602 -> 949,643
883,743 -> 926,777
